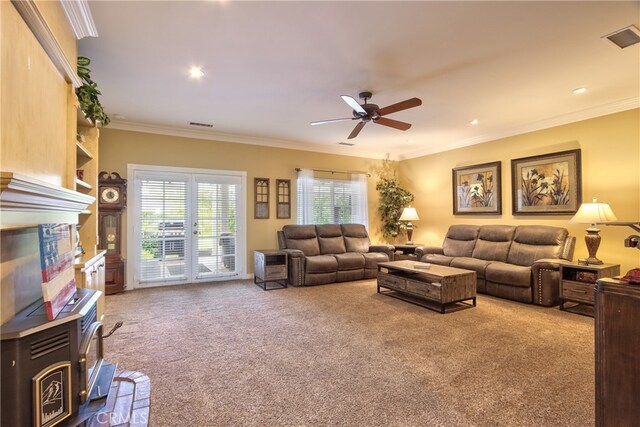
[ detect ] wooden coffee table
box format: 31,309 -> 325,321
377,260 -> 477,313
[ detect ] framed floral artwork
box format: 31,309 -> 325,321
452,161 -> 502,215
511,149 -> 581,215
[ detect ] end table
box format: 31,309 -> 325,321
253,250 -> 288,290
560,262 -> 620,316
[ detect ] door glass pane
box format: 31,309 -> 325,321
138,178 -> 188,283
196,179 -> 238,278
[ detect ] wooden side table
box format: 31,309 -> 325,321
559,262 -> 620,316
393,244 -> 423,261
254,250 -> 288,290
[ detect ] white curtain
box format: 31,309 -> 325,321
296,169 -> 315,224
351,173 -> 369,228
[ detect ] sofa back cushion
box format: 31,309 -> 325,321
341,224 -> 370,253
316,224 -> 347,254
507,225 -> 569,266
282,224 -> 320,256
442,225 -> 479,257
472,225 -> 516,262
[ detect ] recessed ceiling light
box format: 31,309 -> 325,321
189,66 -> 204,79
406,139 -> 413,143
573,87 -> 587,94
469,119 -> 479,125
112,113 -> 125,120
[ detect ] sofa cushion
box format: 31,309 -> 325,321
334,253 -> 365,270
424,254 -> 455,266
316,224 -> 347,255
507,226 -> 568,267
472,225 -> 516,262
341,224 -> 370,253
485,262 -> 532,288
442,225 -> 479,257
450,257 -> 492,279
282,225 -> 320,256
305,255 -> 338,273
362,252 -> 389,269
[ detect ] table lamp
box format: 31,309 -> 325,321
399,207 -> 420,244
569,198 -> 617,264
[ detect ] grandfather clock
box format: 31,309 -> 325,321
98,171 -> 127,294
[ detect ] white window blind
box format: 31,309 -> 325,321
296,170 -> 368,226
138,176 -> 189,283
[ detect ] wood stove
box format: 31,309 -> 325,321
1,288 -> 116,427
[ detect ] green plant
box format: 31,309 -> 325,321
374,157 -> 414,238
76,56 -> 110,126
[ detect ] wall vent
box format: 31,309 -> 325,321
189,121 -> 213,128
603,25 -> 640,49
337,142 -> 355,146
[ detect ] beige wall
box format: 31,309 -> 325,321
98,129 -> 385,274
401,109 -> 640,273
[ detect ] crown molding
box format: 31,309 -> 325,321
107,120 -> 388,160
399,97 -> 639,160
11,0 -> 82,87
61,0 -> 98,39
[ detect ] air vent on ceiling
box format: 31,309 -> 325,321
337,142 -> 354,146
30,331 -> 69,359
189,121 -> 213,128
603,25 -> 640,49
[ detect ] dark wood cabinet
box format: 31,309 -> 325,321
595,278 -> 640,426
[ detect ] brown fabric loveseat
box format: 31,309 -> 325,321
415,225 -> 576,306
277,224 -> 394,286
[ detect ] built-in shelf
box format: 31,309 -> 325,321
77,106 -> 94,127
76,142 -> 93,160
75,177 -> 92,190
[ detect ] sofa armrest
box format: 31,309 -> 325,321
531,258 -> 574,306
369,244 -> 395,260
415,246 -> 444,260
281,249 -> 306,286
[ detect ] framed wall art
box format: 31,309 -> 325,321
452,161 -> 502,215
276,179 -> 291,219
254,177 -> 270,219
511,149 -> 581,215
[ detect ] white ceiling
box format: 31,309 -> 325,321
79,1 -> 640,160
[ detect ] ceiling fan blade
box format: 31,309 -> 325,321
341,95 -> 367,115
347,121 -> 366,139
374,117 -> 412,131
310,117 -> 358,126
376,97 -> 422,116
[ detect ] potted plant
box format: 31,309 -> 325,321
76,56 -> 110,126
374,157 -> 414,239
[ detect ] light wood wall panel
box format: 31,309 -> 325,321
1,1 -> 69,187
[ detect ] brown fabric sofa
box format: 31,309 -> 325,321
415,225 -> 576,306
277,224 -> 394,286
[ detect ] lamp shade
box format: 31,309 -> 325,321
399,207 -> 420,221
569,198 -> 618,225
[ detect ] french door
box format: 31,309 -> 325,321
128,165 -> 246,288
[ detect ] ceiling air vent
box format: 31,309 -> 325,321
603,25 -> 640,49
337,142 -> 354,146
189,121 -> 213,128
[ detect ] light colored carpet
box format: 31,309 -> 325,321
103,280 -> 595,426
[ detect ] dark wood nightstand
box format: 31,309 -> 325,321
393,244 -> 423,261
560,262 -> 620,316
253,250 -> 288,290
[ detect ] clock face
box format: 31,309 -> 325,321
101,187 -> 120,204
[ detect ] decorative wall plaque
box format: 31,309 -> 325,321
254,178 -> 270,219
276,179 -> 291,219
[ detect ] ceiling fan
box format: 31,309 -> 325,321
311,91 -> 422,139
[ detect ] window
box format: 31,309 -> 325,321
296,169 -> 368,226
